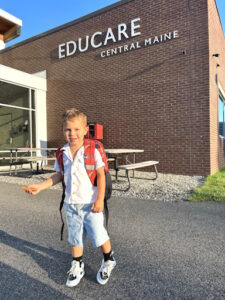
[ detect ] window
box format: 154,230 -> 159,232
219,93 -> 225,137
0,81 -> 36,152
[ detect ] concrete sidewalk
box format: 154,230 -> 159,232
0,181 -> 225,300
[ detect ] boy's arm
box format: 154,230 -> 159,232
25,172 -> 62,195
91,166 -> 105,213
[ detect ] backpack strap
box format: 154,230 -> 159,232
94,140 -> 109,172
56,148 -> 65,241
84,139 -> 96,185
83,138 -> 109,183
84,138 -> 111,229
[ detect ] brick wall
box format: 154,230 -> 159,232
0,0 -> 215,175
208,0 -> 225,173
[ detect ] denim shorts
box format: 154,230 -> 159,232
64,202 -> 109,248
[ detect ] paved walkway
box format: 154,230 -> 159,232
0,181 -> 225,299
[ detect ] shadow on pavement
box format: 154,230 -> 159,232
0,230 -> 71,285
0,261 -> 71,300
0,230 -> 101,287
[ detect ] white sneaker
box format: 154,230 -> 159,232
97,257 -> 116,285
66,260 -> 85,287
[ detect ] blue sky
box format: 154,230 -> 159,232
1,0 -> 225,47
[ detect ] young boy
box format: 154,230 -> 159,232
25,108 -> 116,287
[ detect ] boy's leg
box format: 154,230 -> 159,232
83,206 -> 116,284
66,245 -> 85,287
101,239 -> 111,254
97,239 -> 116,285
72,245 -> 83,258
64,203 -> 86,288
101,239 -> 115,262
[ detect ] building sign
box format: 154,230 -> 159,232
101,30 -> 179,58
58,17 -> 179,59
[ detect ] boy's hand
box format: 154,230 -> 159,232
21,184 -> 41,195
91,199 -> 104,213
20,173 -> 61,196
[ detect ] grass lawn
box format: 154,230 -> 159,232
189,167 -> 225,202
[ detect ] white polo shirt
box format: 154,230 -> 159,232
54,143 -> 105,204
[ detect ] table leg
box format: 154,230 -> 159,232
10,150 -> 12,175
36,162 -> 39,174
114,158 -> 119,181
15,150 -> 18,175
124,154 -> 136,178
30,162 -> 33,173
133,153 -> 135,178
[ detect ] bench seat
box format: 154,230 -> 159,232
26,157 -> 55,162
117,161 -> 159,171
9,157 -> 56,174
107,158 -> 116,162
116,160 -> 159,191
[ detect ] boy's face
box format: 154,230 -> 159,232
64,117 -> 88,147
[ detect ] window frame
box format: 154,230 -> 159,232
0,80 -> 36,149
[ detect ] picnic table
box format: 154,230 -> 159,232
105,149 -> 144,180
105,148 -> 159,191
9,147 -> 57,175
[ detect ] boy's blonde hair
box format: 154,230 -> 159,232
62,108 -> 87,126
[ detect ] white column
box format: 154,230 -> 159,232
35,89 -> 47,157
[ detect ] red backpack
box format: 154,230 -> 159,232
56,139 -> 112,240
